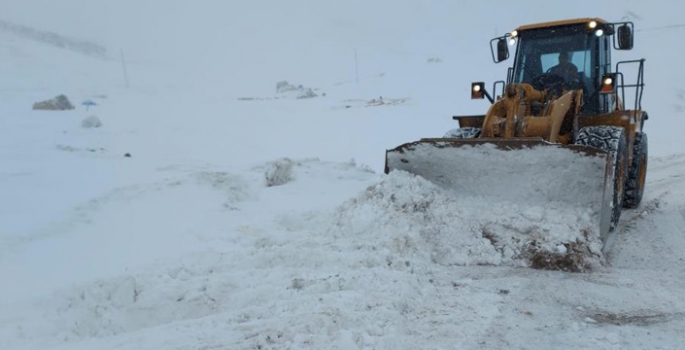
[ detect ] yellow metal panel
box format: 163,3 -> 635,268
516,18 -> 608,32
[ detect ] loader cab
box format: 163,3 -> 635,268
507,20 -> 613,114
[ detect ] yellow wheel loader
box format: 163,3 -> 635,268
385,18 -> 647,242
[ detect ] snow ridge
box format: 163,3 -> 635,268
0,20 -> 107,58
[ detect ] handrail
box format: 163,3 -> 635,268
615,59 -> 645,111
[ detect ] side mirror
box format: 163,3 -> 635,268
497,38 -> 509,62
617,24 -> 633,50
490,36 -> 511,63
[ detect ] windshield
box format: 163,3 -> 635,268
512,25 -> 596,86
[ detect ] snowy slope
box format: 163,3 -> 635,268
1,1 -> 685,349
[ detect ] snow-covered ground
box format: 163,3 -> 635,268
1,1 -> 684,349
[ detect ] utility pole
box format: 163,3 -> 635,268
120,49 -> 130,88
355,49 -> 359,84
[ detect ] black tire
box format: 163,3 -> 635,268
443,127 -> 481,138
624,132 -> 648,209
575,126 -> 628,230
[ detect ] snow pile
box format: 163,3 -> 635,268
386,142 -> 608,208
81,115 -> 103,128
329,170 -> 603,271
264,158 -> 296,187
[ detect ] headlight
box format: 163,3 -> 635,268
471,82 -> 485,99
600,74 -> 617,94
595,29 -> 604,37
589,21 -> 597,29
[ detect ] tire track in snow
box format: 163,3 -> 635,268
609,152 -> 685,272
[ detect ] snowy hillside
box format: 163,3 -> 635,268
1,1 -> 685,349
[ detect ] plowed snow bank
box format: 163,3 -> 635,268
330,171 -> 604,271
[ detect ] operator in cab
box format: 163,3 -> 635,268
549,51 -> 579,81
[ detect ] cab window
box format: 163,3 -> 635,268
540,51 -> 592,74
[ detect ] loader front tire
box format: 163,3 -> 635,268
443,127 -> 481,138
575,126 -> 628,231
624,132 -> 648,209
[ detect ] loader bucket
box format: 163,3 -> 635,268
385,138 -> 614,242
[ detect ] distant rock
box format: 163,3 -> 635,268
276,80 -> 319,99
33,94 -> 75,110
297,88 -> 317,99
81,115 -> 103,128
276,80 -> 298,93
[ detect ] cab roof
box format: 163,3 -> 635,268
516,18 -> 608,32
